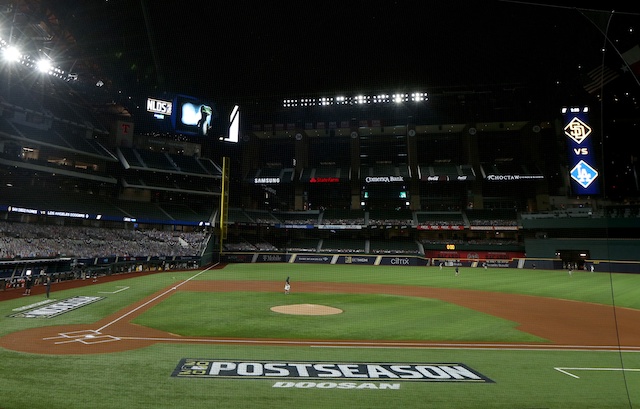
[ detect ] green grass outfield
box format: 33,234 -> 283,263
1,263 -> 639,409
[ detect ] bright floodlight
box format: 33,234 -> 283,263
393,94 -> 407,103
3,46 -> 21,62
36,58 -> 52,73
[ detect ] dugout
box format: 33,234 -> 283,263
0,257 -> 73,289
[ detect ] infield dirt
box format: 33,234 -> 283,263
2,278 -> 640,355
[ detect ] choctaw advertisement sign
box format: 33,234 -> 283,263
563,107 -> 600,195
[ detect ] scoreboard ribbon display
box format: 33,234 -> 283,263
563,106 -> 600,195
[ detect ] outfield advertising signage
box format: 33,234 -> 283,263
258,254 -> 289,263
310,177 -> 340,183
296,255 -> 332,263
377,256 -> 420,266
562,107 -> 600,195
336,255 -> 376,265
364,176 -> 405,183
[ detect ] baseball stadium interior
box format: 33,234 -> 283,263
1,1 -> 639,283
2,2 -> 640,408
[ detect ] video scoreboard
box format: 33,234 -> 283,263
562,106 -> 600,196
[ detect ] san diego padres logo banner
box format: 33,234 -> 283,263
172,359 -> 493,383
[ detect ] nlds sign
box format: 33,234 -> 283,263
147,98 -> 173,116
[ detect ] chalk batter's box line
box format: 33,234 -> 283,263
68,335 -> 121,345
43,329 -> 101,340
43,329 -> 121,345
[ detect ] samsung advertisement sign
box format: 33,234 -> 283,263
562,106 -> 600,195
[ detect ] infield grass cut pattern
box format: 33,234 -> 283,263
131,291 -> 547,342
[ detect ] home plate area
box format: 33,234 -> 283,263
44,329 -> 121,346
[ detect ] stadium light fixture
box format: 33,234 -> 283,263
282,90 -> 428,108
392,93 -> 408,103
411,92 -> 428,102
3,45 -> 21,62
36,58 -> 52,73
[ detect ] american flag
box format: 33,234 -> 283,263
583,64 -> 620,94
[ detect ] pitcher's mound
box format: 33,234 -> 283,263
271,304 -> 343,315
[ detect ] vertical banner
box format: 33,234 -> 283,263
115,120 -> 134,147
562,107 -> 600,195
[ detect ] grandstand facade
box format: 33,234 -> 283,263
222,90 -> 638,272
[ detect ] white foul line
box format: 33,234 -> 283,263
95,263 -> 219,333
555,367 -> 640,379
98,286 -> 130,294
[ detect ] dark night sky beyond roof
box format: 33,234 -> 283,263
4,0 -> 634,199
49,0 -> 640,102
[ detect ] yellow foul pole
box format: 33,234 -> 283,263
219,156 -> 230,255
